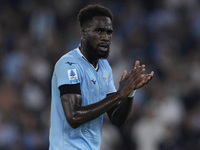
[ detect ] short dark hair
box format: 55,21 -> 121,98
77,4 -> 113,28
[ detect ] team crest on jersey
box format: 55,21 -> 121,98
68,69 -> 79,84
103,74 -> 109,87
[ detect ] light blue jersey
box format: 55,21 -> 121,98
49,48 -> 116,150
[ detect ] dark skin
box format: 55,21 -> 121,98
61,16 -> 154,129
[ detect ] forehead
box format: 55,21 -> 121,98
86,16 -> 113,29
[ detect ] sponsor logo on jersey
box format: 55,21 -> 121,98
68,69 -> 79,84
91,79 -> 96,84
66,62 -> 76,66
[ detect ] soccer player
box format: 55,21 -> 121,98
49,4 -> 154,150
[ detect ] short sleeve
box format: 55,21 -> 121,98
55,57 -> 81,88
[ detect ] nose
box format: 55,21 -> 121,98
101,32 -> 109,41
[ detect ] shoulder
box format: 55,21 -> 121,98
53,49 -> 84,75
55,49 -> 80,67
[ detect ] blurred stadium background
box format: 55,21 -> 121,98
0,0 -> 200,150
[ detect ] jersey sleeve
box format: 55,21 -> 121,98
55,56 -> 82,88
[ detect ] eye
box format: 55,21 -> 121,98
95,29 -> 102,34
107,30 -> 113,35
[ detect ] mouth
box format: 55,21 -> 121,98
98,43 -> 109,52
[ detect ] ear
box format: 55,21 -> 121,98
81,28 -> 86,39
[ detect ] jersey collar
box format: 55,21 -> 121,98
76,47 -> 99,71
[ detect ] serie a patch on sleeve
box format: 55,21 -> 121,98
67,69 -> 79,84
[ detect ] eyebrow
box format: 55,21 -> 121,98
94,27 -> 113,31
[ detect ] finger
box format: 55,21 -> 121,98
131,64 -> 145,74
143,71 -> 154,83
134,60 -> 140,69
134,71 -> 154,89
133,74 -> 146,89
150,71 -> 154,76
121,70 -> 127,81
144,75 -> 152,83
130,65 -> 146,79
146,71 -> 154,81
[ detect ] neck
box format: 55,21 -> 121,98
79,45 -> 98,68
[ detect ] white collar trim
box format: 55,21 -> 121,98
76,48 -> 99,71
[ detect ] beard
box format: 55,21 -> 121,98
86,40 -> 110,60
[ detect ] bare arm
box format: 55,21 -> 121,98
61,93 -> 122,128
107,60 -> 154,126
61,62 -> 153,128
107,97 -> 133,126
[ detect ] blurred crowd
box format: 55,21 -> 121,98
0,0 -> 200,150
